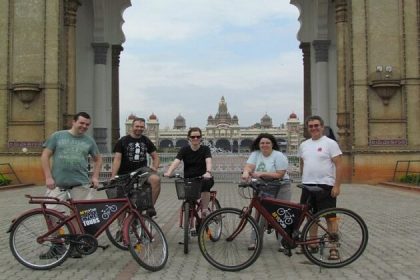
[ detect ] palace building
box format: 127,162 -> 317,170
125,97 -> 304,154
1,1 -> 419,185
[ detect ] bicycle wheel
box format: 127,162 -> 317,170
198,208 -> 262,271
301,207 -> 368,268
208,198 -> 221,212
183,201 -> 190,254
9,209 -> 73,270
127,214 -> 168,271
205,198 -> 222,241
105,210 -> 128,250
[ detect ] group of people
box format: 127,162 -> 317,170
41,111 -> 342,259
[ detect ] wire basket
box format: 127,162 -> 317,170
105,175 -> 131,199
130,184 -> 153,210
259,182 -> 280,198
175,179 -> 202,200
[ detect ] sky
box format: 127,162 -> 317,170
119,0 -> 303,130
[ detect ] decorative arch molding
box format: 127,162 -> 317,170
289,0 -> 303,42
109,0 -> 132,45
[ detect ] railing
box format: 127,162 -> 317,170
393,160 -> 420,186
91,153 -> 301,183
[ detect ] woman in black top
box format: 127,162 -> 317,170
164,127 -> 213,217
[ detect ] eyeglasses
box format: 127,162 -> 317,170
308,124 -> 320,129
190,136 -> 201,139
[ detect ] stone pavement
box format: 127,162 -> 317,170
1,181 -> 420,280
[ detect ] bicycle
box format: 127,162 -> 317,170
167,174 -> 222,254
104,169 -> 154,251
7,177 -> 168,271
198,179 -> 368,271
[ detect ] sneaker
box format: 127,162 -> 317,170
278,245 -> 285,252
39,244 -> 66,259
146,207 -> 156,217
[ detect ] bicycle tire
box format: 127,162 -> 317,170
127,214 -> 168,271
183,201 -> 190,254
105,210 -> 128,251
9,209 -> 73,270
207,198 -> 222,241
301,207 -> 368,268
198,207 -> 262,271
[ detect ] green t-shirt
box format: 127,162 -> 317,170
43,130 -> 99,188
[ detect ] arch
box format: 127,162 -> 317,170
159,139 -> 173,148
215,139 -> 231,152
175,139 -> 188,148
240,138 -> 253,152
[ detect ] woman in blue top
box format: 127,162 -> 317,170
241,133 -> 291,252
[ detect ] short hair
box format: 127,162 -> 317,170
132,118 -> 146,125
305,115 -> 324,126
73,112 -> 91,121
187,127 -> 202,137
250,133 -> 280,151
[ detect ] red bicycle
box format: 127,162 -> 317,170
198,179 -> 368,271
168,174 -> 222,254
7,175 -> 168,271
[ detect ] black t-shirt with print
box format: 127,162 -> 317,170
113,135 -> 157,175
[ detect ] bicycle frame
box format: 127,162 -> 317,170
19,194 -> 151,246
179,191 -> 217,229
232,194 -> 331,248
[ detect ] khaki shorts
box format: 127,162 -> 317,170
45,184 -> 94,213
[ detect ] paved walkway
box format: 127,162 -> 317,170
1,182 -> 419,280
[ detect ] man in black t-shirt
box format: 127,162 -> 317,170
112,117 -> 161,216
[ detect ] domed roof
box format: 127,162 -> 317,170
289,112 -> 297,119
175,114 -> 185,121
207,114 -> 213,120
233,115 -> 238,120
261,113 -> 272,121
149,112 -> 157,120
127,113 -> 137,120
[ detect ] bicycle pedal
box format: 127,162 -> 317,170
190,230 -> 197,237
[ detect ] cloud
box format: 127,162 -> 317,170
123,0 -> 299,41
119,0 -> 303,132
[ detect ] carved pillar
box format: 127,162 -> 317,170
335,0 -> 350,150
63,0 -> 81,128
312,39 -> 331,124
92,42 -> 110,153
299,42 -> 311,138
112,45 -> 123,148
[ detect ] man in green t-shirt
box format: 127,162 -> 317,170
40,112 -> 102,259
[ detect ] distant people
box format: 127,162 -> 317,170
111,117 -> 161,217
241,133 -> 291,252
40,111 -> 102,259
164,127 -> 213,218
298,115 -> 342,260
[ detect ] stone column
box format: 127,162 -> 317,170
312,39 -> 331,124
63,0 -> 81,128
112,45 -> 123,148
335,0 -> 350,150
92,42 -> 110,153
299,42 -> 311,138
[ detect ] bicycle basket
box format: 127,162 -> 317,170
130,184 -> 153,210
259,182 -> 280,198
175,179 -> 202,200
105,175 -> 131,199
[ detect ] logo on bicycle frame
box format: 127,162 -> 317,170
271,207 -> 295,229
79,208 -> 100,226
